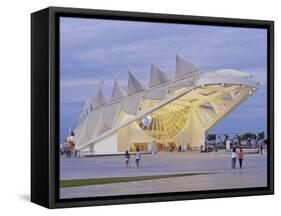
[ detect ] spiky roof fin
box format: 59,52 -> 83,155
149,64 -> 169,88
89,80 -> 107,108
111,80 -> 125,101
176,55 -> 199,78
95,88 -> 107,107
127,70 -> 146,95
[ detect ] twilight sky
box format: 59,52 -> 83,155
60,17 -> 267,140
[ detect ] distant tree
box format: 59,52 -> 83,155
241,132 -> 257,141
256,131 -> 265,142
206,134 -> 216,141
232,134 -> 242,147
223,134 -> 229,145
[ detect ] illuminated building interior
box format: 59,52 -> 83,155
72,56 -> 259,155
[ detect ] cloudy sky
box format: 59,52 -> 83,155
60,17 -> 267,140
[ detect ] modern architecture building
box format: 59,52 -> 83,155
73,56 -> 259,155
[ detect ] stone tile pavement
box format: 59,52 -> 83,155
60,151 -> 267,198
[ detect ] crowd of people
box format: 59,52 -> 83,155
60,131 -> 79,158
60,145 -> 78,158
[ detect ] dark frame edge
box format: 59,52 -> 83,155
31,7 -> 51,208
53,188 -> 273,209
31,6 -> 274,209
267,21 -> 274,195
48,6 -> 274,25
49,7 -> 59,209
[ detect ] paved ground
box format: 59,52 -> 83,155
60,151 -> 267,199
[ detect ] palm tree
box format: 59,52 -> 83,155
233,134 -> 241,148
256,132 -> 265,142
223,134 -> 229,146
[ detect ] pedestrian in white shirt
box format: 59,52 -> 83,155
231,147 -> 237,169
135,148 -> 141,168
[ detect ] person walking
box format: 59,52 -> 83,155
178,145 -> 182,152
125,150 -> 130,168
231,147 -> 237,169
135,148 -> 141,168
258,139 -> 264,154
238,148 -> 244,169
67,147 -> 71,158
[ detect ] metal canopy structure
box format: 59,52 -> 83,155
73,56 -> 259,155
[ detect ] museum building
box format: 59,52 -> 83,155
73,56 -> 259,155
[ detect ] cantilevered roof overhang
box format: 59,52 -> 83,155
73,56 -> 259,151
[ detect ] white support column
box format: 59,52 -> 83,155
89,144 -> 94,153
188,107 -> 206,151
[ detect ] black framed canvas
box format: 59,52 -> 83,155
31,6 -> 274,208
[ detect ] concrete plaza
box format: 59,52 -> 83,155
60,151 -> 267,199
